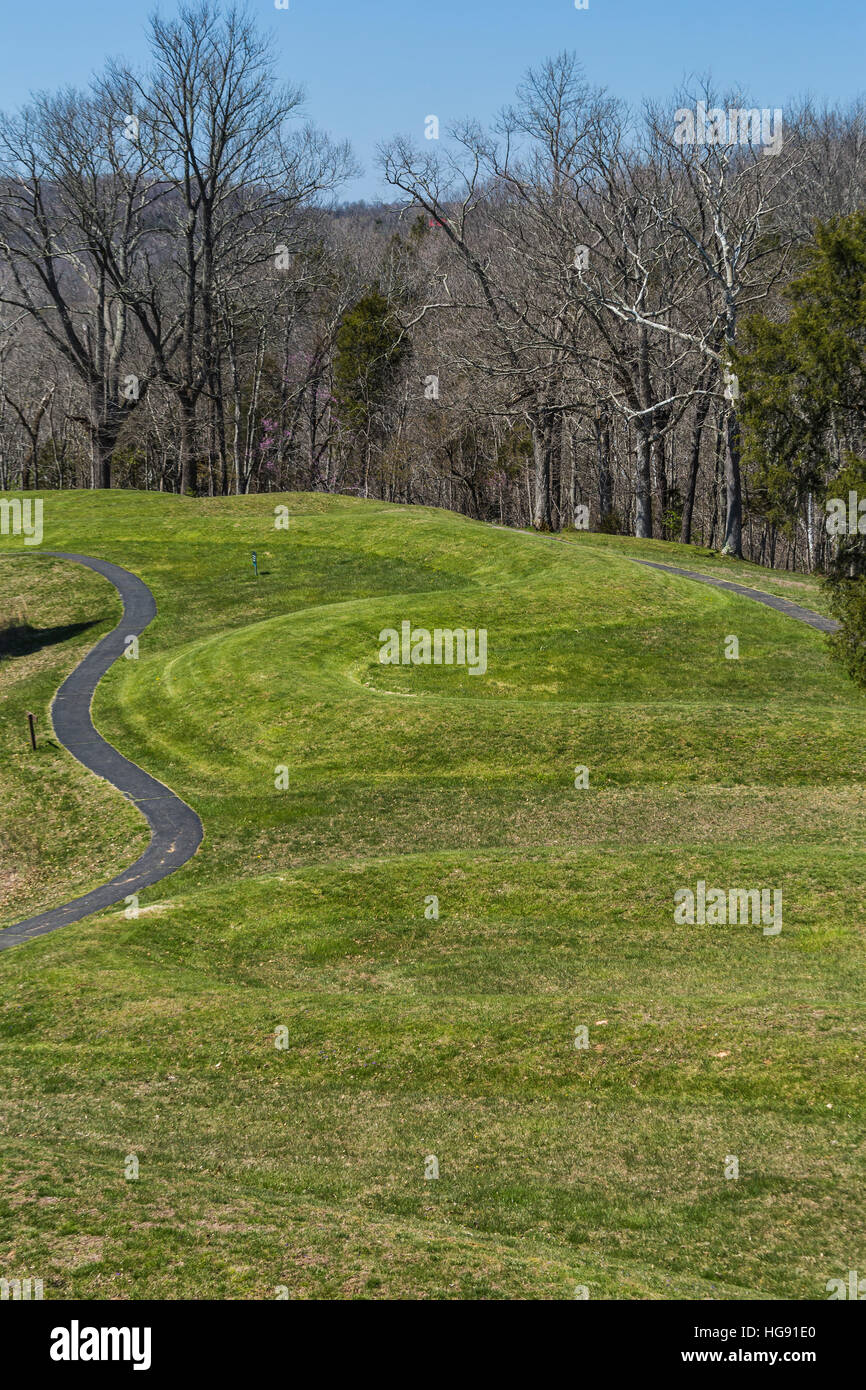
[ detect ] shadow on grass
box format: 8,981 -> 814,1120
0,619 -> 100,659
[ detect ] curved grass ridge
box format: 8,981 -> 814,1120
0,495 -> 862,1299
0,552 -> 203,951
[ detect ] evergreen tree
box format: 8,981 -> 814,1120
735,212 -> 866,686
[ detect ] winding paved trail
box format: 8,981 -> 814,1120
1,552 -> 203,952
633,560 -> 840,632
0,546 -> 836,951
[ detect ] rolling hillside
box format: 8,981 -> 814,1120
0,492 -> 863,1299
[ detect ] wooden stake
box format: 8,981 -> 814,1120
27,711 -> 36,750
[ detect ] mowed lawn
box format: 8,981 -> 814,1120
0,490 -> 863,1300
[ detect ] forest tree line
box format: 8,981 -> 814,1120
1,4 -> 865,579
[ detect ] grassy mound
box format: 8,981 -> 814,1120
0,492 -> 863,1299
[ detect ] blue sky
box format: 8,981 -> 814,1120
1,0 -> 863,201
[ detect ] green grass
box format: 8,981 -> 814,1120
0,491 -> 863,1300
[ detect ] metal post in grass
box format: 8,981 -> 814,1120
27,711 -> 36,750
252,550 -> 258,577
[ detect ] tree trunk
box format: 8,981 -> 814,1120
721,409 -> 743,557
180,397 -> 198,495
86,414 -> 119,489
680,392 -> 712,544
596,408 -> 611,523
554,414 -> 564,528
568,419 -> 578,525
94,434 -> 112,489
654,434 -> 668,536
531,410 -> 554,530
634,428 -> 652,538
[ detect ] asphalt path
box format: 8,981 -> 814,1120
0,547 -> 836,951
633,560 -> 840,632
1,552 -> 203,951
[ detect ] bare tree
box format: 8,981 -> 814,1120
0,83 -> 164,485
117,0 -> 354,493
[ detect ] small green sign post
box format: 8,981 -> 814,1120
252,551 -> 258,577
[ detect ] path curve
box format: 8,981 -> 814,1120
633,560 -> 840,632
1,552 -> 203,951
